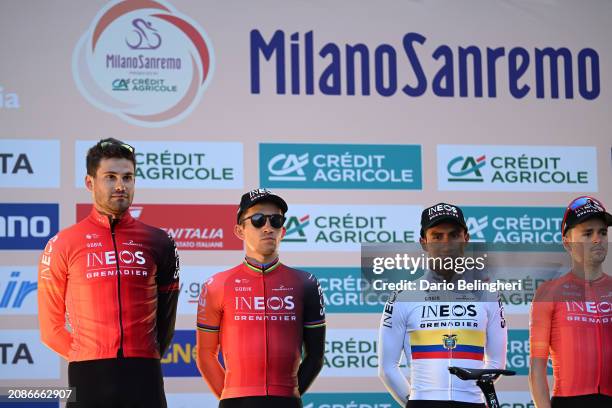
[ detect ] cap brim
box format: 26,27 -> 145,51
566,212 -> 612,234
421,216 -> 468,237
252,195 -> 288,213
237,194 -> 288,223
583,212 -> 612,227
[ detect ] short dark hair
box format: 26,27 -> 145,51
86,138 -> 136,176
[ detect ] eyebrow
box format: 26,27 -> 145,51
102,171 -> 134,176
581,228 -> 607,233
431,228 -> 462,235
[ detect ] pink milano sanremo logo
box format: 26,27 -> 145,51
73,0 -> 214,127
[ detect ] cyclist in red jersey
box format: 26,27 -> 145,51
196,188 -> 326,408
38,139 -> 180,408
529,196 -> 612,408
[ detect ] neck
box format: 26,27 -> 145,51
571,262 -> 603,281
431,268 -> 456,282
245,253 -> 278,266
94,204 -> 124,220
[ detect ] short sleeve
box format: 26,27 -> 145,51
303,273 -> 326,329
529,284 -> 554,359
196,274 -> 224,333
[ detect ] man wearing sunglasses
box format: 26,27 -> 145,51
529,196 -> 612,408
38,138 -> 180,407
196,188 -> 326,408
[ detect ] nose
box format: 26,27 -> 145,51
114,178 -> 126,191
592,231 -> 604,244
261,218 -> 274,232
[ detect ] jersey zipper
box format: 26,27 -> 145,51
448,299 -> 452,402
262,270 -> 269,395
590,280 -> 602,394
110,218 -> 125,358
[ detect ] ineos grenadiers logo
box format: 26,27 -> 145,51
73,0 -> 215,127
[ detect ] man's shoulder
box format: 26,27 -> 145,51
131,219 -> 172,242
49,218 -> 94,251
383,291 -> 419,311
281,265 -> 319,282
206,264 -> 244,285
534,272 -> 574,299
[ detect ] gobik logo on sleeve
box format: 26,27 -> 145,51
73,0 -> 215,127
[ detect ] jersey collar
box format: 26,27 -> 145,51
88,205 -> 134,229
243,257 -> 281,274
567,270 -> 611,285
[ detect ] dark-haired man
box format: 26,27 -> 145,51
38,138 -> 180,407
196,188 -> 326,408
378,203 -> 507,408
529,196 -> 612,408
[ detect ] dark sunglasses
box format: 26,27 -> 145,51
241,213 -> 285,229
99,140 -> 135,153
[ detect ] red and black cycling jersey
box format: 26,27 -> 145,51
197,258 -> 326,399
38,206 -> 180,361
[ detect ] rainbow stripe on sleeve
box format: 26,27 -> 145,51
304,319 -> 326,329
197,323 -> 220,333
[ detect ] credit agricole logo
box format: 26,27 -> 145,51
438,145 -> 597,192
447,155 -> 486,182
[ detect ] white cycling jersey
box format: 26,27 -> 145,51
378,270 -> 507,406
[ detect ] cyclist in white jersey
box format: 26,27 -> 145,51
378,203 -> 507,408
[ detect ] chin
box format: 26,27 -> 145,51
111,204 -> 130,214
258,246 -> 277,255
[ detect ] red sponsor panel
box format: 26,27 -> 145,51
76,204 -> 242,250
